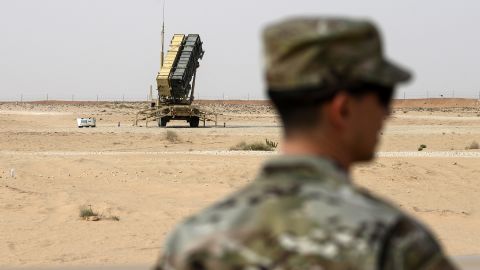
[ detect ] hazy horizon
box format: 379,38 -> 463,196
1,0 -> 479,101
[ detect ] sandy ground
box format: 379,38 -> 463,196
1,99 -> 480,268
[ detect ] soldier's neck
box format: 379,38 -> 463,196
281,133 -> 352,172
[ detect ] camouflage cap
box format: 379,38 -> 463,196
263,17 -> 412,94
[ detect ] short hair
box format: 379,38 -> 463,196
268,87 -> 335,135
268,82 -> 394,135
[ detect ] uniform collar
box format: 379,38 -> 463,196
257,155 -> 351,185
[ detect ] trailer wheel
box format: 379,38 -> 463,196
189,117 -> 200,128
159,117 -> 168,127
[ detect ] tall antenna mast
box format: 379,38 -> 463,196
160,0 -> 165,69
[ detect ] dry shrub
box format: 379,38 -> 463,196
79,205 -> 120,221
230,141 -> 274,151
79,206 -> 97,218
466,141 -> 479,150
265,139 -> 278,149
106,215 -> 120,221
166,130 -> 179,142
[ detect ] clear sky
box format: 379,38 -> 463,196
1,0 -> 479,101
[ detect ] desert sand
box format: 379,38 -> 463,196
1,99 -> 479,268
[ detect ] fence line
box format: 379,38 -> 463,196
1,90 -> 480,102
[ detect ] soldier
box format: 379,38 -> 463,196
156,17 -> 457,269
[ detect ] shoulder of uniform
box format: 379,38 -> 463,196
155,184 -> 260,264
380,217 -> 458,269
304,184 -> 403,223
353,186 -> 404,216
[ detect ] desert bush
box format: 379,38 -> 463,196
166,130 -> 179,142
79,206 -> 120,221
466,141 -> 479,150
265,139 -> 278,149
79,206 -> 97,218
418,144 -> 427,151
107,215 -> 120,221
230,141 -> 275,151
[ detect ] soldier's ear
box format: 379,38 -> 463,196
326,92 -> 350,130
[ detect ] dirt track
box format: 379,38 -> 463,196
2,150 -> 480,158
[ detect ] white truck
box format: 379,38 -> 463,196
76,117 -> 96,128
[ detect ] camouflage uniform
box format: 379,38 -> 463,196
263,18 -> 411,92
156,17 -> 457,270
156,156 -> 455,270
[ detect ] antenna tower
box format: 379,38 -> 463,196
160,0 -> 165,68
